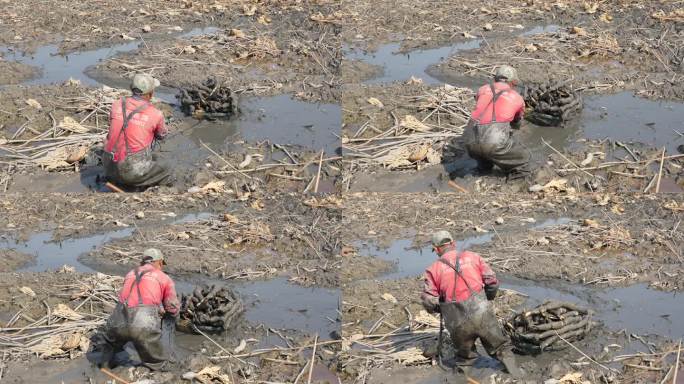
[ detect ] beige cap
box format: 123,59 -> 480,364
431,230 -> 454,247
142,248 -> 165,264
494,65 -> 519,83
131,73 -> 160,94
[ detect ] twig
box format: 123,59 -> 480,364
655,147 -> 666,194
555,331 -> 616,373
100,368 -> 130,384
673,339 -> 681,384
314,150 -> 324,193
542,138 -> 595,178
200,140 -> 253,180
307,334 -> 318,384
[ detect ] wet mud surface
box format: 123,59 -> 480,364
1,1 -> 684,383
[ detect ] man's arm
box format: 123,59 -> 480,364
421,268 -> 441,313
510,97 -> 525,130
153,112 -> 168,140
477,254 -> 499,300
161,278 -> 180,316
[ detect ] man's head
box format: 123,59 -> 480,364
494,65 -> 519,86
141,248 -> 166,269
431,230 -> 455,256
131,73 -> 160,100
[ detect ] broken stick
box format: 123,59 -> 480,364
100,368 -> 130,384
105,182 -> 124,193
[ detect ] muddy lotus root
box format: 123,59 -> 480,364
179,284 -> 244,333
504,300 -> 594,354
523,80 -> 582,126
178,77 -> 238,120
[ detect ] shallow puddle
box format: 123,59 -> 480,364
0,27 -> 218,86
359,218 -> 571,280
238,94 -> 341,155
346,39 -> 482,85
580,91 -> 684,155
347,25 -> 562,85
0,212 -> 211,272
234,278 -> 340,338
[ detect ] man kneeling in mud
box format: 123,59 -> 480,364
98,248 -> 179,370
102,73 -> 173,190
462,65 -> 532,179
422,230 -> 522,377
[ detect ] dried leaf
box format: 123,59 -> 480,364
230,28 -> 246,39
238,154 -> 252,169
582,218 -> 600,228
570,26 -> 588,36
53,303 -> 83,320
19,286 -> 36,297
367,97 -> 384,108
599,13 -> 613,23
381,293 -> 398,304
201,180 -> 225,193
400,115 -> 430,132
234,339 -> 247,353
25,98 -> 42,109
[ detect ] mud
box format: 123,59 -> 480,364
0,60 -> 38,85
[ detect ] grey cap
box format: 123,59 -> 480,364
494,65 -> 519,83
131,73 -> 160,94
142,248 -> 165,263
431,230 -> 454,247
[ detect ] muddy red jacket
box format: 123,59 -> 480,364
119,264 -> 180,315
471,82 -> 525,124
423,249 -> 498,303
105,97 -> 167,162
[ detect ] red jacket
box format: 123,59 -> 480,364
423,248 -> 498,303
119,264 -> 179,315
105,97 -> 167,162
471,82 -> 525,124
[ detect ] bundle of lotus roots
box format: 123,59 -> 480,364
504,300 -> 593,354
178,284 -> 243,333
177,77 -> 238,120
523,81 -> 582,126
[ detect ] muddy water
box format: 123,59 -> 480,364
358,218 -> 571,279
348,25 -> 561,86
235,278 -> 340,338
580,92 -> 684,155
346,39 -> 482,85
0,212 -> 210,272
0,27 -> 218,86
238,94 -> 341,154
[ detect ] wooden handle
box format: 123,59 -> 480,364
105,182 -> 125,193
100,367 -> 131,384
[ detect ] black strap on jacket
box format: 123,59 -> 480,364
123,267 -> 148,307
475,82 -> 509,124
111,97 -> 151,159
438,252 -> 477,303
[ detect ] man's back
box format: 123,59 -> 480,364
471,82 -> 524,125
424,250 -> 496,303
119,264 -> 179,315
105,97 -> 166,162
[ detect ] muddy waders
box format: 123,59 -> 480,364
101,268 -> 177,370
436,255 -> 522,378
103,97 -> 173,189
464,83 -> 531,177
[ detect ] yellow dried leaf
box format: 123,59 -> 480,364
367,97 -> 384,108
